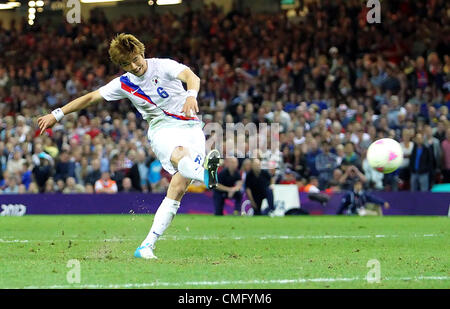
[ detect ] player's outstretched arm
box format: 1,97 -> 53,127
177,68 -> 200,118
37,90 -> 103,135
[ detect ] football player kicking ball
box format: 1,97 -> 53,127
37,33 -> 220,259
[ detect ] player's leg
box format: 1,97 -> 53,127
171,146 -> 221,189
171,146 -> 204,181
135,173 -> 190,259
135,126 -> 220,259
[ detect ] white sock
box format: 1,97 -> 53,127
177,156 -> 205,182
141,197 -> 180,248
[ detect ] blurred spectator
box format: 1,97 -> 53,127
18,184 -> 26,194
32,153 -> 53,193
6,150 -> 25,176
129,149 -> 149,192
21,162 -> 32,190
28,182 -> 39,194
337,180 -> 390,216
424,124 -> 442,188
339,165 -> 367,191
434,121 -> 448,143
1,175 -> 19,194
330,169 -> 343,191
122,177 -> 138,193
240,158 -> 252,181
399,129 -> 414,189
315,141 -> 338,190
279,169 -> 297,185
409,133 -> 434,191
85,184 -> 95,194
76,157 -> 89,186
341,143 -> 362,171
54,150 -> 76,183
266,101 -> 291,130
63,177 -> 85,194
213,157 -> 243,216
84,159 -> 102,186
305,140 -> 321,177
110,159 -> 126,192
244,159 -> 274,215
291,145 -> 308,179
44,178 -> 55,193
0,141 -> 6,182
55,179 -> 65,193
94,172 -> 118,194
441,128 -> 450,183
147,157 -> 162,190
302,177 -> 320,193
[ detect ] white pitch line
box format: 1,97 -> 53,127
0,234 -> 442,243
0,239 -> 30,243
20,275 -> 450,289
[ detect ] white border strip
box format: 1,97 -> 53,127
20,276 -> 450,289
0,234 -> 442,243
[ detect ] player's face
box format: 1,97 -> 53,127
120,54 -> 147,77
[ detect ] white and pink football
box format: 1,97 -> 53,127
367,138 -> 404,174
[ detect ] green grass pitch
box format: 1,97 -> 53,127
0,214 -> 449,289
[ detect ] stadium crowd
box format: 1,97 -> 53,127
0,0 -> 449,195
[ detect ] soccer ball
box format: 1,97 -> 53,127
367,138 -> 403,174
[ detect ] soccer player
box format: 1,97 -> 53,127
37,33 -> 220,259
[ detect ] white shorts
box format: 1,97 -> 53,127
148,125 -> 206,175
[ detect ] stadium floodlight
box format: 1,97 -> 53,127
28,7 -> 36,14
80,0 -> 123,3
36,0 -> 44,7
28,13 -> 35,20
156,0 -> 182,5
28,19 -> 34,25
0,1 -> 20,9
28,1 -> 35,7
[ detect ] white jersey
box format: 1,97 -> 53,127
98,58 -> 201,139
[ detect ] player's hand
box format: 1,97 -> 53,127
37,114 -> 57,135
182,96 -> 199,118
384,202 -> 390,209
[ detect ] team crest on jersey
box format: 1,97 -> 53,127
151,76 -> 159,86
